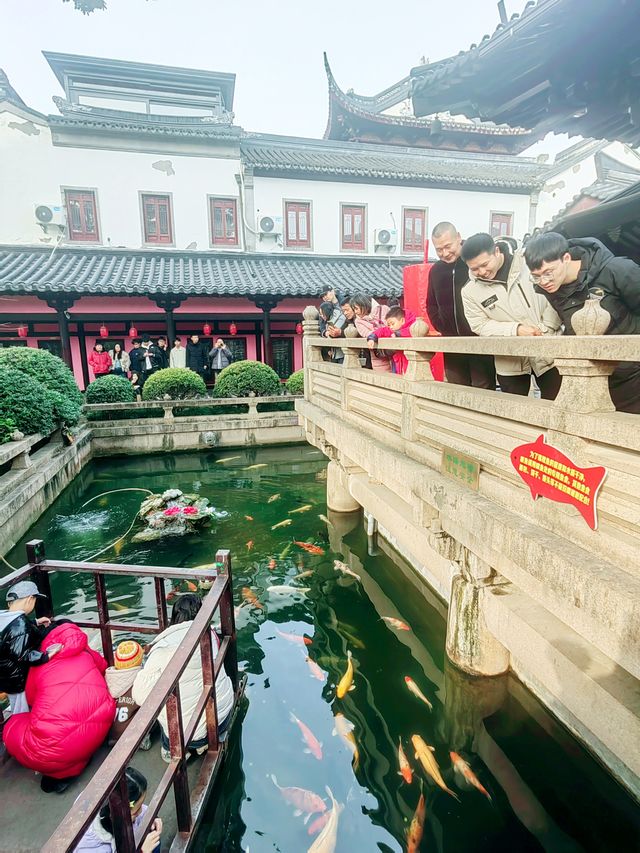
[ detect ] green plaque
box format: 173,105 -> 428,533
441,447 -> 480,491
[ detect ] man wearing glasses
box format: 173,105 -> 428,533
525,232 -> 640,413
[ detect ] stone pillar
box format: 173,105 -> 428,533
554,358 -> 617,413
445,548 -> 509,677
302,305 -> 322,402
42,295 -> 76,370
327,460 -> 360,513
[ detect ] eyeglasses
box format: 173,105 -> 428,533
530,269 -> 558,284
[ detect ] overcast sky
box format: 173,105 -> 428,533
3,0 -> 567,154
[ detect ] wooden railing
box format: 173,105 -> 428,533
83,394 -> 300,421
0,540 -> 242,853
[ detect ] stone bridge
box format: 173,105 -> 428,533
296,308 -> 640,800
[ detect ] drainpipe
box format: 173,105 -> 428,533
236,167 -> 257,252
528,191 -> 540,234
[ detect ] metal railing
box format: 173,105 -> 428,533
0,540 -> 242,852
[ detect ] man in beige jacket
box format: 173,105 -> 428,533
461,233 -> 562,399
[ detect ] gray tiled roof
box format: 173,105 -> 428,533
241,137 -> 546,190
0,247 -> 405,298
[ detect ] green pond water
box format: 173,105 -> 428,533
5,446 -> 640,853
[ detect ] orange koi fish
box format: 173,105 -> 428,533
270,774 -> 326,819
244,515 -> 254,521
398,738 -> 413,784
405,676 -> 433,710
406,791 -> 426,853
412,735 -> 459,801
185,580 -> 198,592
450,751 -> 492,801
246,540 -> 254,551
276,628 -> 313,646
294,541 -> 325,555
307,811 -> 330,836
305,657 -> 326,682
290,712 -> 322,760
242,587 -> 263,610
381,616 -> 411,631
268,558 -> 277,570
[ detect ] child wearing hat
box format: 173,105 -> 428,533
105,640 -> 147,747
0,581 -> 62,716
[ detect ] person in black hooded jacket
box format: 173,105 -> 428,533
185,334 -> 208,379
525,232 -> 640,413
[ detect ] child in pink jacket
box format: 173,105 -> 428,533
366,307 -> 420,375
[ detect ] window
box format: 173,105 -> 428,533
403,208 -> 426,253
284,201 -> 311,249
490,212 -> 514,238
341,205 -> 366,251
141,194 -> 173,244
226,338 -> 247,361
38,340 -> 63,358
210,197 -> 239,246
64,190 -> 99,242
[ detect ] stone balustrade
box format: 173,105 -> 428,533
83,394 -> 299,421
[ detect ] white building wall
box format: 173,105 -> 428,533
253,176 -> 532,257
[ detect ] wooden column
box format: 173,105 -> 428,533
253,296 -> 281,367
154,295 -> 184,345
41,295 -> 76,370
76,320 -> 90,388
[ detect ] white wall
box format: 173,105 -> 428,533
253,176 -> 532,257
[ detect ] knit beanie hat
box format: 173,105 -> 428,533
114,640 -> 143,670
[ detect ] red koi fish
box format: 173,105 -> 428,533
270,774 -> 326,819
510,433 -> 607,530
382,616 -> 410,632
185,581 -> 198,593
406,791 -> 426,853
276,629 -> 313,646
242,587 -> 263,610
294,541 -> 325,555
450,751 -> 492,801
289,711 -> 323,760
307,811 -> 330,836
398,738 -> 413,784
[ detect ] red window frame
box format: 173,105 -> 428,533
64,190 -> 99,242
341,204 -> 366,251
490,212 -> 513,238
403,208 -> 426,253
210,197 -> 239,246
142,193 -> 173,244
284,201 -> 311,249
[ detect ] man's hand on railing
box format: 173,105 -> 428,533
517,324 -> 543,336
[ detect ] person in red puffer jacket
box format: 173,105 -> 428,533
3,621 -> 115,793
366,307 -> 420,375
88,343 -> 112,379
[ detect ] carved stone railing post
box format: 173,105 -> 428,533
553,358 -> 617,413
162,402 -> 175,420
302,306 -> 322,402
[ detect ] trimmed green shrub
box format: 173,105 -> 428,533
213,360 -> 281,398
0,416 -> 17,444
285,369 -> 304,395
0,367 -> 55,436
86,374 -> 136,404
142,368 -> 206,401
0,347 -> 82,425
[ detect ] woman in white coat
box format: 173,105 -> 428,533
132,594 -> 234,763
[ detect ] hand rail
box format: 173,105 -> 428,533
83,394 -> 300,412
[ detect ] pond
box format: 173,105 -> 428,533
5,446 -> 640,852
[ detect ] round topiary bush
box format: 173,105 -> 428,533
0,346 -> 82,425
213,360 -> 281,398
0,366 -> 55,436
86,374 -> 136,404
142,368 -> 207,401
285,369 -> 304,395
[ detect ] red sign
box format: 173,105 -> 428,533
510,434 -> 606,530
402,261 -> 444,381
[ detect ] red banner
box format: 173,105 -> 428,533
510,434 -> 606,530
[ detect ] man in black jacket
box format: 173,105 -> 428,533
525,232 -> 640,413
428,222 -> 495,388
186,334 -> 208,379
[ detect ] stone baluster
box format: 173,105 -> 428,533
247,393 -> 258,417
302,306 -> 322,403
342,324 -> 362,370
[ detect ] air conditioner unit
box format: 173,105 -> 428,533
374,228 -> 397,249
35,204 -> 65,227
258,215 -> 283,237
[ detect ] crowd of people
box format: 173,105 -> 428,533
0,582 -> 234,851
88,334 -> 234,391
317,223 -> 640,412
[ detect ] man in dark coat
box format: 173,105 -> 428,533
525,232 -> 640,413
427,221 -> 495,388
155,336 -> 169,369
186,334 -> 208,379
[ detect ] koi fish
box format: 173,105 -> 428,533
246,540 -> 254,551
113,538 -> 124,557
267,493 -> 281,503
289,504 -> 313,514
318,514 -> 333,527
216,456 -> 241,464
185,580 -> 198,592
294,569 -> 314,580
244,515 -> 254,521
307,811 -> 330,836
279,541 -> 294,559
110,601 -> 130,612
398,738 -> 413,784
450,751 -> 492,801
306,657 -> 326,682
381,616 -> 410,631
198,578 -> 214,591
308,787 -> 342,853
276,629 -> 313,646
295,541 -> 325,555
290,712 -> 322,760
332,712 -> 359,769
336,650 -> 355,699
333,560 -> 361,582
272,519 -> 292,530
242,587 -> 263,610
412,735 -> 459,800
406,791 -> 426,853
270,774 -> 326,820
166,588 -> 179,602
245,463 -> 268,470
340,629 -> 364,650
267,585 -> 310,594
405,676 -> 433,710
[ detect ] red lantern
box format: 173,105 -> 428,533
17,324 -> 28,338
203,322 -> 212,336
128,325 -> 138,339
99,324 -> 109,339
229,322 -> 237,336
295,322 -> 303,335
